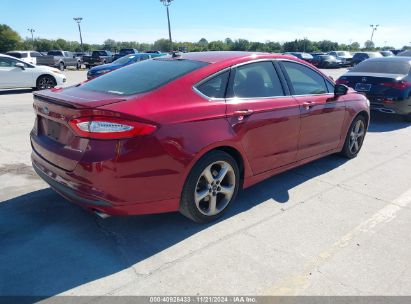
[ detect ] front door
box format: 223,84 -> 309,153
279,60 -> 346,160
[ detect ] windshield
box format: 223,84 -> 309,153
351,60 -> 411,75
120,49 -> 135,55
368,52 -> 383,58
80,59 -> 208,96
337,51 -> 351,57
113,54 -> 137,65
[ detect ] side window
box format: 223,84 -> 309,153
229,61 -> 284,98
30,52 -> 40,57
21,53 -> 28,58
282,61 -> 328,95
197,71 -> 230,99
0,57 -> 18,67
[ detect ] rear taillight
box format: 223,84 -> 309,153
69,117 -> 156,139
380,81 -> 411,90
336,79 -> 349,85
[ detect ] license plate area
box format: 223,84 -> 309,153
38,116 -> 72,144
355,83 -> 372,92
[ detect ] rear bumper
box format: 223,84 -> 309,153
369,96 -> 411,115
31,148 -> 181,216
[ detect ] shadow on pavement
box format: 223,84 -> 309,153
0,89 -> 33,95
368,111 -> 410,133
0,155 -> 347,299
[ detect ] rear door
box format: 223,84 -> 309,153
279,60 -> 346,160
224,61 -> 301,174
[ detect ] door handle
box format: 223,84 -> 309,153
233,109 -> 254,117
302,101 -> 315,110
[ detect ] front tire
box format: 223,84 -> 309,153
59,62 -> 65,71
180,151 -> 240,223
36,75 -> 56,90
340,115 -> 367,159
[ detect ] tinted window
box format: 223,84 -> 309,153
30,52 -> 42,57
325,80 -> 334,93
92,51 -> 109,57
80,59 -> 208,96
229,62 -> 284,98
351,61 -> 411,75
47,51 -> 63,56
0,57 -> 19,67
368,52 -> 383,58
197,71 -> 230,99
7,52 -> 22,58
282,61 -> 328,95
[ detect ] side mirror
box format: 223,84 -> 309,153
334,84 -> 349,96
15,62 -> 25,70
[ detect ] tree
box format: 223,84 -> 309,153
350,42 -> 360,51
103,39 -> 117,51
208,40 -> 226,51
0,24 -> 22,52
364,40 -> 375,50
153,38 -> 173,52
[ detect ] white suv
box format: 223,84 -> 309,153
6,51 -> 43,65
0,54 -> 66,90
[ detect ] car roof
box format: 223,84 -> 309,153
176,51 -> 294,64
6,50 -> 31,53
365,57 -> 411,63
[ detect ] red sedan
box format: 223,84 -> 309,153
31,52 -> 370,223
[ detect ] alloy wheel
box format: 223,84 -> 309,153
349,119 -> 365,154
194,161 -> 236,216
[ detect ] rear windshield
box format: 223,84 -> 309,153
8,52 -> 26,58
47,51 -> 63,56
337,51 -> 351,56
80,59 -> 208,96
92,51 -> 110,57
351,61 -> 411,75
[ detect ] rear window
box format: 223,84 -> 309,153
47,51 -> 63,56
92,51 -> 110,57
351,61 -> 411,75
337,51 -> 351,56
80,59 -> 208,96
8,52 -> 27,58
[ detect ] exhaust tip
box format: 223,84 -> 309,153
94,210 -> 111,219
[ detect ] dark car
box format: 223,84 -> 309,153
352,52 -> 383,65
328,51 -> 353,67
311,53 -> 343,68
284,52 -> 314,64
380,50 -> 394,57
87,53 -> 165,80
83,50 -> 114,68
31,51 -> 369,223
336,57 -> 411,121
113,48 -> 139,61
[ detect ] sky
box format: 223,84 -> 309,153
2,0 -> 410,48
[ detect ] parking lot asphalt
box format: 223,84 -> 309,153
1,69 -> 411,299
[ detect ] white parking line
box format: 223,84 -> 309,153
265,187 -> 411,295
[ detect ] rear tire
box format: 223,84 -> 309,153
340,115 -> 367,159
36,75 -> 56,90
59,62 -> 65,71
180,151 -> 240,223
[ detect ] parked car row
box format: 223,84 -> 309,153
285,50 -> 406,69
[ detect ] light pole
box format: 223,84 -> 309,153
160,0 -> 174,51
27,28 -> 35,50
73,17 -> 84,53
370,24 -> 379,43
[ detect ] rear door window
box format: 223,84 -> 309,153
281,61 -> 328,95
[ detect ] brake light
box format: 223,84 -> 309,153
380,81 -> 411,90
336,79 -> 349,85
69,117 -> 157,139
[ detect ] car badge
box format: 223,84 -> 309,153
362,77 -> 367,82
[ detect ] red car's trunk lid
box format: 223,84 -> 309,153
31,88 -> 127,171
